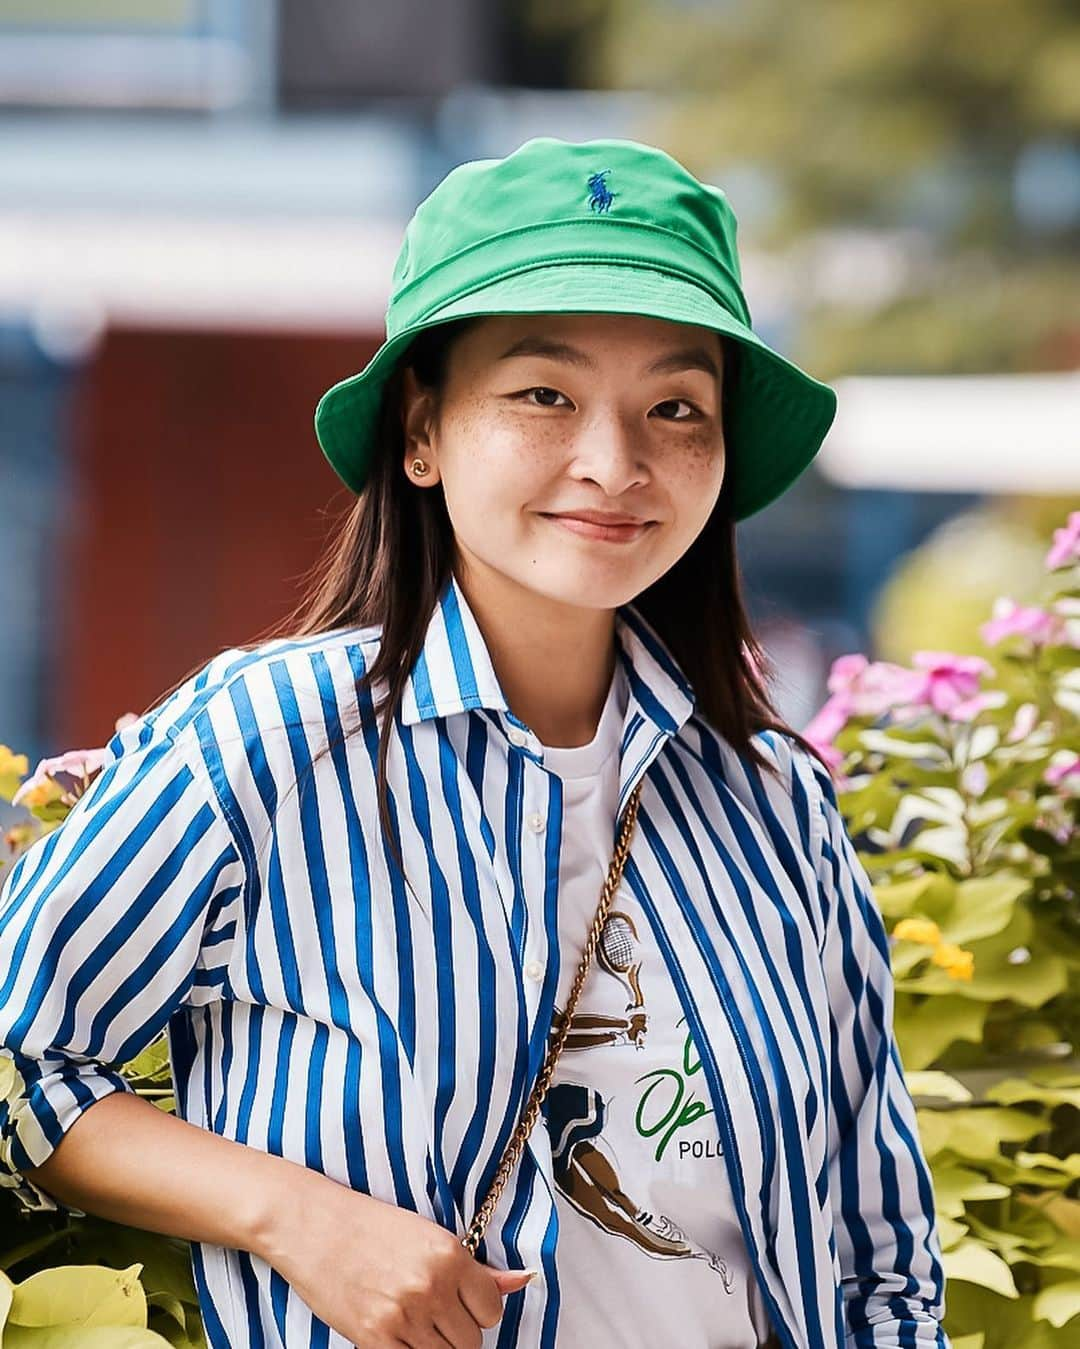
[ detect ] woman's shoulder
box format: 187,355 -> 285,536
678,715 -> 832,799
673,716 -> 836,863
105,625 -> 386,769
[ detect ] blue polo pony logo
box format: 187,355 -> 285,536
587,169 -> 617,214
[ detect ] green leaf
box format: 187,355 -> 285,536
1,1269 -> 14,1336
120,1040 -> 171,1084
890,941 -> 938,978
968,724 -> 1001,760
9,1265 -> 147,1329
964,1213 -> 1045,1260
145,1294 -> 186,1335
64,1224 -> 198,1309
858,729 -> 951,761
875,871 -> 957,920
1011,1152 -> 1080,1180
903,823 -> 971,869
1032,1277 -> 1080,1328
914,1106 -> 1047,1161
936,1212 -> 970,1250
929,951 -> 1067,1006
985,1080 -> 1080,1111
907,788 -> 968,825
893,994 -> 988,1069
944,1238 -> 1020,1297
942,874 -> 1031,945
931,1163 -> 1010,1218
4,1329 -> 173,1348
906,1070 -> 973,1102
1023,1239 -> 1080,1274
986,1158 -> 1079,1191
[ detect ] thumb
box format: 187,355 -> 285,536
488,1266 -> 540,1295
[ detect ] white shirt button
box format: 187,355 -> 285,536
526,812 -> 546,833
507,727 -> 529,747
524,959 -> 545,981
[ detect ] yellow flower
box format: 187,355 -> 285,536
893,917 -> 942,946
0,745 -> 29,775
0,744 -> 30,802
22,780 -> 66,810
931,942 -> 974,981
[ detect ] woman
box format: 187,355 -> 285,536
0,138 -> 949,1348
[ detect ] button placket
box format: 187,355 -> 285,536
522,788 -> 549,983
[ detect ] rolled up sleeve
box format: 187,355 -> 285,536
0,720 -> 244,1214
808,759 -> 950,1348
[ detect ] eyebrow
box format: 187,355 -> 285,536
496,335 -> 721,381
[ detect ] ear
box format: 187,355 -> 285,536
400,366 -> 441,483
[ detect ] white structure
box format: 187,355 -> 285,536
820,372 -> 1080,495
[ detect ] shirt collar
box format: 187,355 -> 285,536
399,570 -> 697,742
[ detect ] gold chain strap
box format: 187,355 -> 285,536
460,778 -> 644,1256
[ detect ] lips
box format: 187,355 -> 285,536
549,510 -> 649,526
541,512 -> 654,542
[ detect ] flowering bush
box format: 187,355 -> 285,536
802,509 -> 1080,1343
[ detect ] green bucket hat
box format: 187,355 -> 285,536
314,136 -> 837,522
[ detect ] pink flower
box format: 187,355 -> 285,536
905,651 -> 996,722
1045,753 -> 1080,791
1006,701 -> 1040,743
1046,511 -> 1080,570
802,693 -> 850,773
981,598 -> 1069,647
803,691 -> 850,744
12,747 -> 107,809
827,653 -> 928,718
9,716 -> 134,812
826,653 -> 869,693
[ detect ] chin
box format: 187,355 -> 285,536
524,570 -> 646,613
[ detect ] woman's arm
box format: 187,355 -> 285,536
20,1089 -> 306,1259
0,718 -> 245,1214
806,757 -> 951,1349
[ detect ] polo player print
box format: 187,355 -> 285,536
542,907 -> 735,1288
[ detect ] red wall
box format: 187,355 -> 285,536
56,324 -> 381,748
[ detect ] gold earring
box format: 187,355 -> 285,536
410,458 -> 430,477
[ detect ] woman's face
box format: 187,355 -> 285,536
400,311 -> 727,612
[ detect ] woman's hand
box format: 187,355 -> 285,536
255,1166 -> 536,1347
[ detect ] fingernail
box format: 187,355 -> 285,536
523,1268 -> 540,1282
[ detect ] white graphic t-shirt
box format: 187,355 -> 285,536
538,658 -> 776,1348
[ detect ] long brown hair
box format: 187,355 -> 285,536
158,318 -> 831,884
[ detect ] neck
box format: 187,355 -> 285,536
454,557 -> 619,749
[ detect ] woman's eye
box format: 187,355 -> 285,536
653,399 -> 699,420
522,387 -> 570,407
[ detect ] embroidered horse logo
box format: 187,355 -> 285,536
587,169 -> 617,214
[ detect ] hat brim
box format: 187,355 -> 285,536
313,261 -> 837,521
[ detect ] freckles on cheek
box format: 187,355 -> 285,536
668,432 -> 723,486
447,401 -> 522,468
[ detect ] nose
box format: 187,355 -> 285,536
569,408 -> 649,495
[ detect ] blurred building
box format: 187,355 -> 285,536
1,0 -> 1069,777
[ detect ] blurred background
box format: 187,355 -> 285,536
0,0 -> 1077,778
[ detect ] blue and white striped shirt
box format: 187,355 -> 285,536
0,571 -> 948,1349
